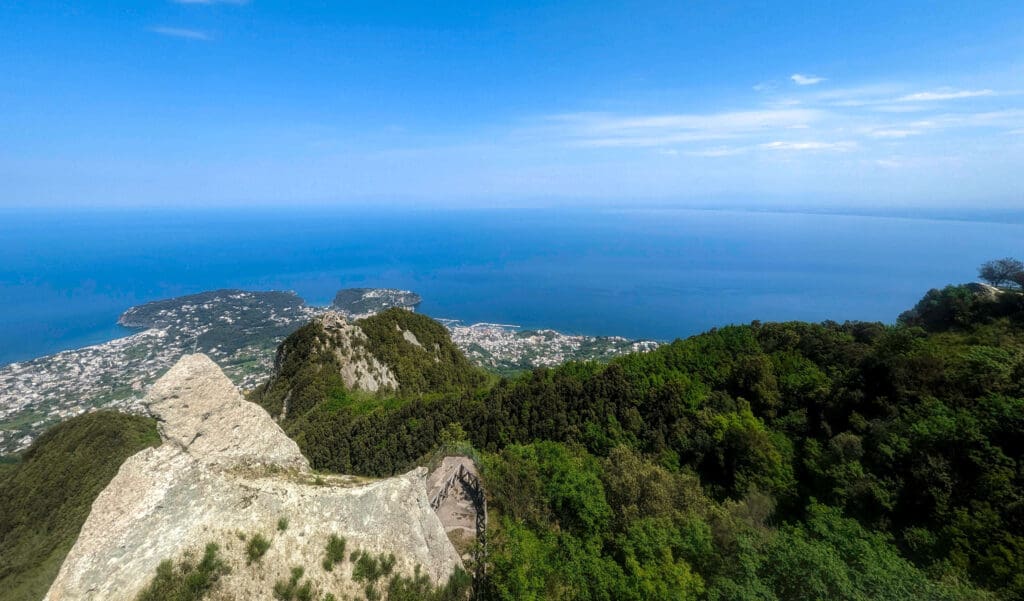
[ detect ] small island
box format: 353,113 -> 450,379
331,288 -> 422,318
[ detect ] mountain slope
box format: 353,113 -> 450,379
0,412 -> 160,601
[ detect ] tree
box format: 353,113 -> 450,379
978,257 -> 1024,288
1013,269 -> 1024,290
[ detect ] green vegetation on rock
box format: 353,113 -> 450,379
355,308 -> 488,394
322,535 -> 346,571
0,411 -> 160,601
272,566 -> 314,601
246,533 -> 271,564
135,543 -> 229,601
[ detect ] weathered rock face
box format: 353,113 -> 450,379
148,354 -> 309,471
319,312 -> 399,393
45,354 -> 462,601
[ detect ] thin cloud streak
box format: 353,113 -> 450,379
760,140 -> 856,151
149,26 -> 212,40
868,129 -> 922,139
897,89 -> 995,102
527,77 -> 1020,171
791,73 -> 826,85
547,109 -> 823,147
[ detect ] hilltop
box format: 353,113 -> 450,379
0,412 -> 160,601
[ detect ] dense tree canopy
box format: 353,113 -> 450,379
265,284 -> 1024,600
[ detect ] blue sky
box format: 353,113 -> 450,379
2,1 -> 1023,208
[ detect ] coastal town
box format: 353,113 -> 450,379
0,289 -> 658,455
444,320 -> 659,375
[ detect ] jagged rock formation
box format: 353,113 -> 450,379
427,457 -> 486,558
147,354 -> 310,471
44,354 -> 462,601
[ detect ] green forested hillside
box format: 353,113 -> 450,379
355,308 -> 489,394
273,285 -> 1024,600
250,309 -> 488,420
0,412 -> 160,601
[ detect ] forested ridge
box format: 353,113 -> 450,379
262,283 -> 1024,600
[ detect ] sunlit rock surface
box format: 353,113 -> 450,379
45,354 -> 461,601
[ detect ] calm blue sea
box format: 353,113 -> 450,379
1,206 -> 1021,366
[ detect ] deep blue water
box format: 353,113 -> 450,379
1,206 -> 1022,366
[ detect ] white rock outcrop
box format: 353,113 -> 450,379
45,354 -> 462,601
317,312 -> 399,394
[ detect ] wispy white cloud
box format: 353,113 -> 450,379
869,104 -> 931,113
867,129 -> 923,139
897,88 -> 995,102
150,26 -> 211,40
687,146 -> 749,157
791,73 -> 826,86
523,76 -> 1020,184
760,140 -> 856,151
546,109 -> 824,148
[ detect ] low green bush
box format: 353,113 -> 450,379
135,543 -> 229,601
322,534 -> 346,571
246,533 -> 271,564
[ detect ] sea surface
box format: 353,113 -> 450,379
2,206 -> 1022,366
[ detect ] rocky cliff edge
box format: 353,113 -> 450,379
44,354 -> 462,601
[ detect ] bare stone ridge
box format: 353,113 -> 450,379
148,353 -> 309,471
45,354 -> 462,601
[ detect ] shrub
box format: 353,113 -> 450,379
272,566 -> 313,601
277,517 -> 289,532
387,565 -> 474,601
350,550 -> 397,601
322,534 -> 346,571
136,543 -> 229,601
246,533 -> 271,564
